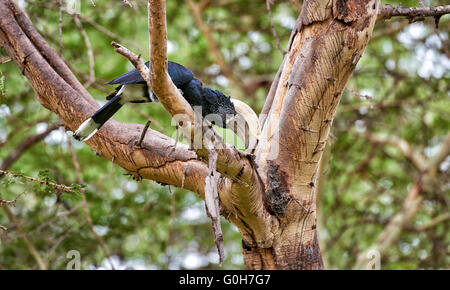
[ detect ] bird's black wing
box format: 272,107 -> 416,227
104,61 -> 194,87
167,61 -> 195,87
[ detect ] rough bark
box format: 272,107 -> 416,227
252,0 -> 379,269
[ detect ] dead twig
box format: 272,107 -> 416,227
136,119 -> 152,147
204,149 -> 224,266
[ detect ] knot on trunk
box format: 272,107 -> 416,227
266,161 -> 291,218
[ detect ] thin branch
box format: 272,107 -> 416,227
111,41 -> 152,88
414,212 -> 450,232
0,170 -> 74,193
0,56 -> 11,63
433,26 -> 450,58
362,133 -> 427,171
76,13 -> 141,53
378,4 -> 450,23
0,191 -> 26,207
185,0 -> 229,77
67,138 -> 116,270
355,175 -> 423,269
0,123 -> 61,170
58,0 -> 63,56
3,206 -> 48,269
73,14 -> 95,88
136,119 -> 152,147
185,0 -> 242,93
122,0 -> 133,7
266,0 -> 287,55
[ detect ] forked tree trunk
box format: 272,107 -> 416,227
0,0 -> 379,269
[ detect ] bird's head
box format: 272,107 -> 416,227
203,88 -> 237,127
202,88 -> 259,151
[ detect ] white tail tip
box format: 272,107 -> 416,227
73,118 -> 100,142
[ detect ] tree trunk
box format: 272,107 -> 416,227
246,0 -> 379,269
0,0 -> 379,269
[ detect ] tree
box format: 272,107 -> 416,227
0,0 -> 448,269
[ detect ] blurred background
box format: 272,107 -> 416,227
0,0 -> 448,269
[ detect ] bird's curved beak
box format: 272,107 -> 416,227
227,99 -> 260,152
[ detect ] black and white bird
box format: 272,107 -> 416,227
73,61 -> 260,150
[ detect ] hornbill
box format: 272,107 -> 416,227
74,61 -> 260,150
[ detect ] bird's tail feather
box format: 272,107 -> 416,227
73,94 -> 123,142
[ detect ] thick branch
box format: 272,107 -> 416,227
146,0 -> 275,249
148,0 -> 196,119
0,0 -> 275,255
145,1 -> 254,186
0,0 -> 208,199
254,0 -> 380,269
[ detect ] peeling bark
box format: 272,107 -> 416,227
204,149 -> 224,265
